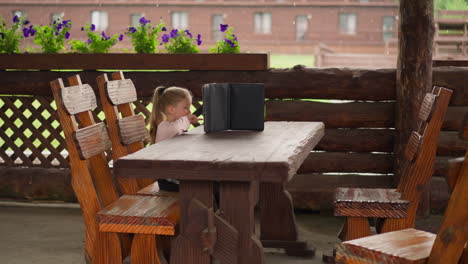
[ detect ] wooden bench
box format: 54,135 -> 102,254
50,76 -> 179,264
333,87 -> 452,241
335,109 -> 468,264
434,10 -> 468,58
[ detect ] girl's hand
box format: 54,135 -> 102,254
188,114 -> 203,124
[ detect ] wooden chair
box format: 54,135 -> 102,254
50,76 -> 179,264
334,87 -> 452,241
335,110 -> 468,264
95,71 -> 167,196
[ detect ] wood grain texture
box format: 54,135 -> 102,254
0,53 -> 269,70
266,100 -> 394,128
343,217 -> 371,241
61,84 -> 97,115
447,158 -> 464,192
97,195 -> 179,234
404,132 -> 422,162
336,229 -> 436,263
130,234 -> 161,264
115,122 -> 325,183
334,188 -> 409,218
106,79 -> 137,105
418,93 -> 436,122
73,123 -> 111,160
315,129 -> 394,152
118,115 -> 150,145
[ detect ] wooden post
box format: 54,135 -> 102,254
394,0 -> 435,210
395,0 -> 434,217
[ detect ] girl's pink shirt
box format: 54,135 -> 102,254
155,116 -> 190,143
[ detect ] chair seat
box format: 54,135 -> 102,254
97,195 -> 179,235
137,182 -> 178,197
334,188 -> 409,218
336,228 -> 436,264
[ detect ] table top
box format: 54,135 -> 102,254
114,121 -> 325,183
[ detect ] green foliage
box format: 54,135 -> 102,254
69,24 -> 123,53
162,29 -> 201,54
126,17 -> 165,53
435,0 -> 468,11
32,20 -> 72,54
210,24 -> 240,54
0,15 -> 30,54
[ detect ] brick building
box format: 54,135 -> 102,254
0,0 -> 399,53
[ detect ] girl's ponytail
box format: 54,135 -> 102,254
149,86 -> 166,144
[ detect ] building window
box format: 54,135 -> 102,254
91,10 -> 108,31
296,15 -> 309,41
212,14 -> 224,41
254,12 -> 272,34
51,13 -> 64,24
382,16 -> 395,42
130,13 -> 144,28
339,13 -> 357,35
12,10 -> 27,19
172,12 -> 189,30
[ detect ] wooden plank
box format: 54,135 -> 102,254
442,106 -> 468,131
334,188 -> 408,218
418,93 -> 436,121
315,129 -> 394,152
106,79 -> 137,105
266,100 -> 394,128
115,122 -> 325,183
337,229 -> 436,263
437,131 -> 468,156
118,115 -> 149,145
433,60 -> 468,67
61,84 -> 97,115
286,173 -> 394,210
74,123 -> 112,160
0,53 -> 269,71
298,152 -> 394,174
1,68 -> 465,104
405,132 -> 422,162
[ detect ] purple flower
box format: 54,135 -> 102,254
232,34 -> 238,41
56,23 -> 63,31
185,30 -> 192,38
22,28 -> 30,37
13,16 -> 19,23
220,24 -> 228,32
90,24 -> 96,31
225,39 -> 235,48
128,27 -> 137,34
53,20 -> 56,24
81,26 -> 84,31
170,29 -> 178,38
29,27 -> 36,36
139,17 -> 149,25
87,39 -> 92,44
196,34 -> 202,45
118,34 -> 124,41
62,20 -> 71,25
65,32 -> 70,39
162,34 -> 170,43
24,20 -> 30,25
161,27 -> 167,31
101,31 -> 110,40
55,31 -> 59,36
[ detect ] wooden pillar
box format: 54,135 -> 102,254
395,0 -> 434,216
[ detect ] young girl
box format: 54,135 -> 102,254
149,86 -> 200,191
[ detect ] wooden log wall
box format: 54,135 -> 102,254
0,66 -> 466,212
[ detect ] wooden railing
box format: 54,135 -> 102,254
0,58 -> 466,211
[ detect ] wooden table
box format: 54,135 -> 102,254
114,121 -> 325,264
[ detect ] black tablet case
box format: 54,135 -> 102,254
203,83 -> 264,133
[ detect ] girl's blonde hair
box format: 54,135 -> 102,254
149,86 -> 192,143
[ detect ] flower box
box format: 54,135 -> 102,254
0,53 -> 269,71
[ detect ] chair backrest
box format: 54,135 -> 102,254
50,75 -> 123,262
97,71 -> 153,190
390,87 -> 452,230
428,123 -> 468,263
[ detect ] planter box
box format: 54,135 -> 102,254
0,53 -> 269,71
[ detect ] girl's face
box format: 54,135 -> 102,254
168,98 -> 191,120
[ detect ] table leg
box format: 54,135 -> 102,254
259,182 -> 315,257
220,181 -> 264,264
170,181 -> 213,264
